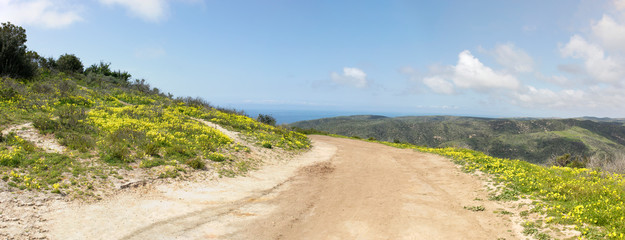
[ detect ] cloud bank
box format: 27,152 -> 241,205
411,0 -> 625,116
0,0 -> 83,28
419,50 -> 520,94
99,0 -> 169,22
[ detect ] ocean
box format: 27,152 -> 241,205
242,109 -> 411,124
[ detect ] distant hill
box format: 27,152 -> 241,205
291,115 -> 625,165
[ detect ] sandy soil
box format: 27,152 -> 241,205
40,135 -> 519,240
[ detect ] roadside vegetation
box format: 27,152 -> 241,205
0,22 -> 310,199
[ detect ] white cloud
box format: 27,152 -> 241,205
560,35 -> 625,83
419,50 -> 520,95
0,0 -> 82,28
423,76 -> 454,94
331,67 -> 368,88
511,84 -> 625,114
492,43 -> 534,73
99,0 -> 168,22
452,50 -> 520,91
513,86 -> 588,108
591,15 -> 625,52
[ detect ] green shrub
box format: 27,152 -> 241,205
0,153 -> 21,167
57,79 -> 77,97
0,78 -> 25,100
261,141 -> 272,149
158,168 -> 179,178
186,158 -> 205,170
553,153 -> 588,168
58,132 -> 95,152
207,152 -> 227,162
164,144 -> 194,159
99,127 -> 145,164
56,54 -> 84,73
257,114 -> 276,126
140,142 -> 160,157
100,142 -> 132,164
176,96 -> 212,109
5,132 -> 35,152
84,61 -> 131,83
32,114 -> 59,134
139,159 -> 165,168
31,81 -> 55,94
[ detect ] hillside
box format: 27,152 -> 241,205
0,69 -> 310,200
291,115 -> 625,167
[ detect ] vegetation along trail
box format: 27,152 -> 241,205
45,135 -> 518,239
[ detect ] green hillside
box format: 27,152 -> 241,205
291,115 -> 625,167
0,23 -> 309,198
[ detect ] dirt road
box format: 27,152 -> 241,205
45,135 -> 518,240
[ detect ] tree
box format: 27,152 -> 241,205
257,114 -> 277,126
0,22 -> 37,79
56,54 -> 84,73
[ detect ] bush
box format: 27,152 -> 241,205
58,132 -> 95,152
31,81 -> 55,94
57,79 -> 77,97
84,61 -> 131,83
176,96 -> 212,109
257,114 -> 276,126
32,114 -> 59,134
207,152 -> 227,162
552,153 -> 587,168
186,158 -> 205,170
0,78 -> 25,100
0,22 -> 37,79
56,106 -> 88,129
140,142 -> 160,157
0,154 -> 20,167
99,127 -> 146,164
164,144 -> 194,159
261,141 -> 272,149
56,54 -> 84,73
100,142 -> 132,164
139,159 -> 165,168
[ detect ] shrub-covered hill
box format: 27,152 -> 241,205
0,71 -> 310,198
291,115 -> 625,168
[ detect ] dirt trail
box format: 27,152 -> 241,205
44,135 -> 518,240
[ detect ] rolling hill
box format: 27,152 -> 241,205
291,115 -> 625,166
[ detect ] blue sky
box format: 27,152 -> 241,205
3,0 -> 625,119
